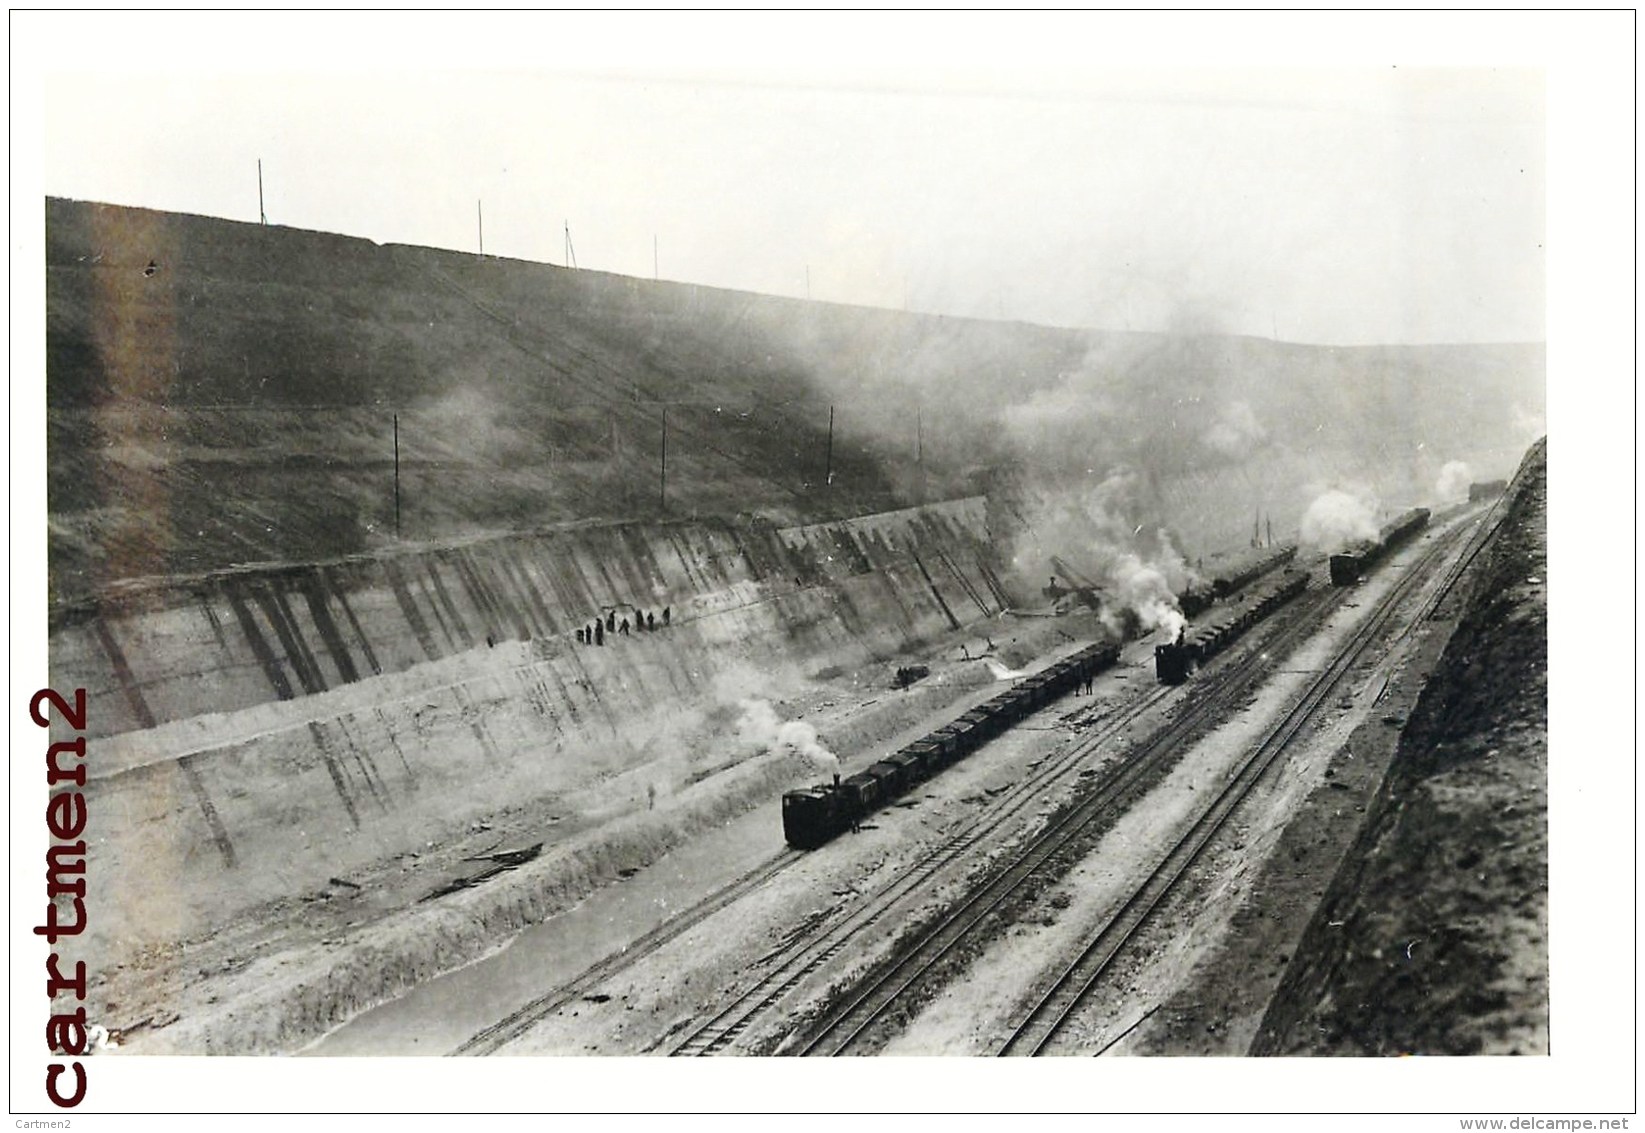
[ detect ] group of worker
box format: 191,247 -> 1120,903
576,605 -> 671,646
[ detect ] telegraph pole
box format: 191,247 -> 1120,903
825,406 -> 834,488
477,200 -> 484,256
564,221 -> 577,268
916,402 -> 926,503
257,159 -> 267,225
393,414 -> 401,538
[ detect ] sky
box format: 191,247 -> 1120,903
37,15 -> 1548,345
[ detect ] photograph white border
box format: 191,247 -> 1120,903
7,10 -> 1632,1121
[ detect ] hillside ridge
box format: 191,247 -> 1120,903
46,196 -> 1544,605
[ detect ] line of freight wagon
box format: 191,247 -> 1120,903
1177,543 -> 1298,618
782,641 -> 1120,849
1154,567 -> 1309,684
781,541 -> 1308,850
1328,507 -> 1430,586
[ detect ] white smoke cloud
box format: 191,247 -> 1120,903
733,697 -> 840,779
732,696 -> 781,750
996,332 -> 1265,481
998,368 -> 1120,463
981,657 -> 1031,681
1007,468 -> 1198,638
1299,489 -> 1378,552
1202,399 -> 1268,460
1510,401 -> 1547,446
1435,459 -> 1472,502
1107,552 -> 1188,640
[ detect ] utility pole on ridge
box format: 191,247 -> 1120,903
825,406 -> 834,489
917,402 -> 926,503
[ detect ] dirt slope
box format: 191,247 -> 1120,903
47,198 -> 1542,607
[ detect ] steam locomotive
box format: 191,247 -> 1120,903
781,641 -> 1121,849
1328,507 -> 1431,586
1154,568 -> 1309,684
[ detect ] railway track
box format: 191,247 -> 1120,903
667,681 -> 1180,1056
451,848 -> 803,1055
770,583 -> 1347,1055
792,517 -> 1480,1056
456,637 -> 1121,1055
996,511 -> 1498,1056
456,511 -> 1492,1058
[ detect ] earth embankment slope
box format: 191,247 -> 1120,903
47,197 -> 1543,608
69,498 -> 1012,949
46,197 -> 1068,602
1254,437 -> 1548,1055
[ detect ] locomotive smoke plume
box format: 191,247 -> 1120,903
986,321 -> 1278,638
995,322 -> 1268,479
1201,398 -> 1269,461
1435,459 -> 1473,503
733,697 -> 840,779
1007,467 -> 1198,638
1299,488 -> 1379,552
1109,552 -> 1189,641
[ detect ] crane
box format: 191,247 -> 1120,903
1045,555 -> 1105,610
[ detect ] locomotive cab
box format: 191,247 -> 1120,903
1155,642 -> 1193,684
782,786 -> 843,849
1329,552 -> 1364,586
